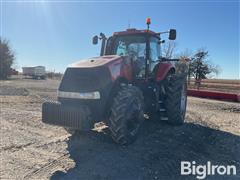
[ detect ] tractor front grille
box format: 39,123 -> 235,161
59,67 -> 112,92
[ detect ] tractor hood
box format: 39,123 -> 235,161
57,55 -> 125,120
69,55 -> 122,68
59,55 -> 126,94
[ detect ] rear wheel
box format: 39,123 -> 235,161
108,85 -> 144,145
165,74 -> 187,125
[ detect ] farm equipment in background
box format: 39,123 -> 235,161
22,66 -> 46,79
42,18 -> 188,145
10,68 -> 19,75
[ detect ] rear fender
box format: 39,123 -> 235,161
155,62 -> 175,82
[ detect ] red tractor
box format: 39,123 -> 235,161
42,19 -> 187,145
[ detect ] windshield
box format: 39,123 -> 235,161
113,35 -> 146,60
112,35 -> 147,78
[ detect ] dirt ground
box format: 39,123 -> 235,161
0,78 -> 239,180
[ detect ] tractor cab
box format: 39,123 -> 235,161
93,18 -> 176,81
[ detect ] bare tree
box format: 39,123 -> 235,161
176,49 -> 193,84
0,38 -> 15,79
207,64 -> 221,78
178,48 -> 193,60
162,44 -> 221,83
162,41 -> 177,59
189,49 -> 220,82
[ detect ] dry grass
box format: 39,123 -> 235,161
188,79 -> 240,93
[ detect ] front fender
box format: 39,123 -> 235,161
155,62 -> 175,82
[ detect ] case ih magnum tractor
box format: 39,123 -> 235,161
42,19 -> 187,145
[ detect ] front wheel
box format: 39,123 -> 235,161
165,74 -> 187,125
108,85 -> 144,145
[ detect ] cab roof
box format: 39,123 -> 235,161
113,28 -> 159,38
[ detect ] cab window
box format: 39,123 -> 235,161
113,35 -> 147,78
150,37 -> 160,72
150,37 -> 160,61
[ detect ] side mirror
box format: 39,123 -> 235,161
92,35 -> 98,45
169,29 -> 176,40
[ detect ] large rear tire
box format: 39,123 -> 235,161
108,85 -> 144,145
165,74 -> 187,125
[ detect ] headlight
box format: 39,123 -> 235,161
58,91 -> 100,99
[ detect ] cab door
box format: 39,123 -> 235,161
149,37 -> 161,78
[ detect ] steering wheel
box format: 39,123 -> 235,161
126,49 -> 138,61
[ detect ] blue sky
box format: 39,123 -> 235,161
1,0 -> 239,79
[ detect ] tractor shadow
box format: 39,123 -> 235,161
50,118 -> 240,180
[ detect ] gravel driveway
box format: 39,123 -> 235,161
0,78 -> 239,180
